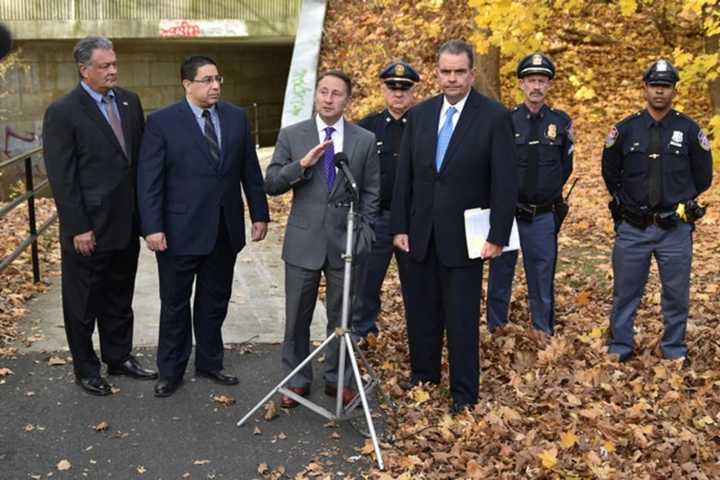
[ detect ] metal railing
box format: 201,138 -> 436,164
0,147 -> 57,283
243,102 -> 282,148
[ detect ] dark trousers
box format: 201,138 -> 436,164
403,235 -> 483,406
60,236 -> 139,378
351,210 -> 411,337
487,212 -> 557,335
609,221 -> 692,359
155,218 -> 237,382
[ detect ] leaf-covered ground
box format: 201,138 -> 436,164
299,1 -> 720,478
0,198 -> 59,352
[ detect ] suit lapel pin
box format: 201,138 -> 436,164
122,101 -> 129,106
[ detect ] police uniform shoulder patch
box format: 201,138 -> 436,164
605,126 -> 619,148
699,129 -> 711,151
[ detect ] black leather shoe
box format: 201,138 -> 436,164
75,376 -> 112,396
195,369 -> 239,385
450,402 -> 473,415
108,356 -> 158,380
154,378 -> 182,398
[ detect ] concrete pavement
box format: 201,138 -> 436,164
20,149 -> 327,352
0,149 -> 381,479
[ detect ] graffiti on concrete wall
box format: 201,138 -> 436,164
159,20 -> 249,37
288,68 -> 313,118
4,126 -> 37,157
281,0 -> 327,128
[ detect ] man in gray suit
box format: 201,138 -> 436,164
265,70 -> 380,408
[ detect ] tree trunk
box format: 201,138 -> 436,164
474,45 -> 501,101
706,34 -> 720,115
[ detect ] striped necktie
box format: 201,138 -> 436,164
202,109 -> 221,170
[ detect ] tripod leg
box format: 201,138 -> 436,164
344,334 -> 384,470
336,330 -> 348,416
236,332 -> 337,426
352,338 -> 395,409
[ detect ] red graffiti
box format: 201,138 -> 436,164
5,126 -> 37,156
160,20 -> 201,37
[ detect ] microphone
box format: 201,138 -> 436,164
333,152 -> 358,196
0,23 -> 12,61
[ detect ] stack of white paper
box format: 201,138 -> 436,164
464,208 -> 520,259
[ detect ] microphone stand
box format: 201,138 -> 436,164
237,169 -> 386,470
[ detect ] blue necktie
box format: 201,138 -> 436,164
435,106 -> 457,172
323,126 -> 336,192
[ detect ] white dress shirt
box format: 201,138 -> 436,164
437,91 -> 470,134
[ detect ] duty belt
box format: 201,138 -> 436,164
516,201 -> 555,221
621,207 -> 677,230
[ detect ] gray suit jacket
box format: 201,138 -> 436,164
265,117 -> 380,270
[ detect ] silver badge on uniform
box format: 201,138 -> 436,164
671,130 -> 683,144
657,60 -> 668,72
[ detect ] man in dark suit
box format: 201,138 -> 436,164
265,70 -> 380,408
44,36 -> 157,396
391,39 -> 518,412
137,55 -> 269,398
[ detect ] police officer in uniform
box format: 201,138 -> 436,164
352,61 -> 420,340
602,59 -> 713,363
487,53 -> 574,336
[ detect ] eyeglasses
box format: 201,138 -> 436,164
191,75 -> 224,85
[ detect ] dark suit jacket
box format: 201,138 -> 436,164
43,84 -> 145,252
136,99 -> 269,256
391,89 -> 518,267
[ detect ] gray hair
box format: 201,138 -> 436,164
438,39 -> 475,69
73,36 -> 113,65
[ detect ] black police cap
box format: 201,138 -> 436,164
379,61 -> 420,90
517,53 -> 555,79
643,59 -> 679,86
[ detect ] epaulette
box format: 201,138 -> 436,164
549,107 -> 571,121
672,110 -> 700,128
549,107 -> 572,126
615,111 -> 642,128
358,111 -> 383,125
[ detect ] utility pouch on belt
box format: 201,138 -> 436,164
553,199 -> 569,234
609,197 -> 622,225
677,200 -> 706,223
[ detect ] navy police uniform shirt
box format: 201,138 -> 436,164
358,109 -> 407,211
602,109 -> 713,211
511,104 -> 574,205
